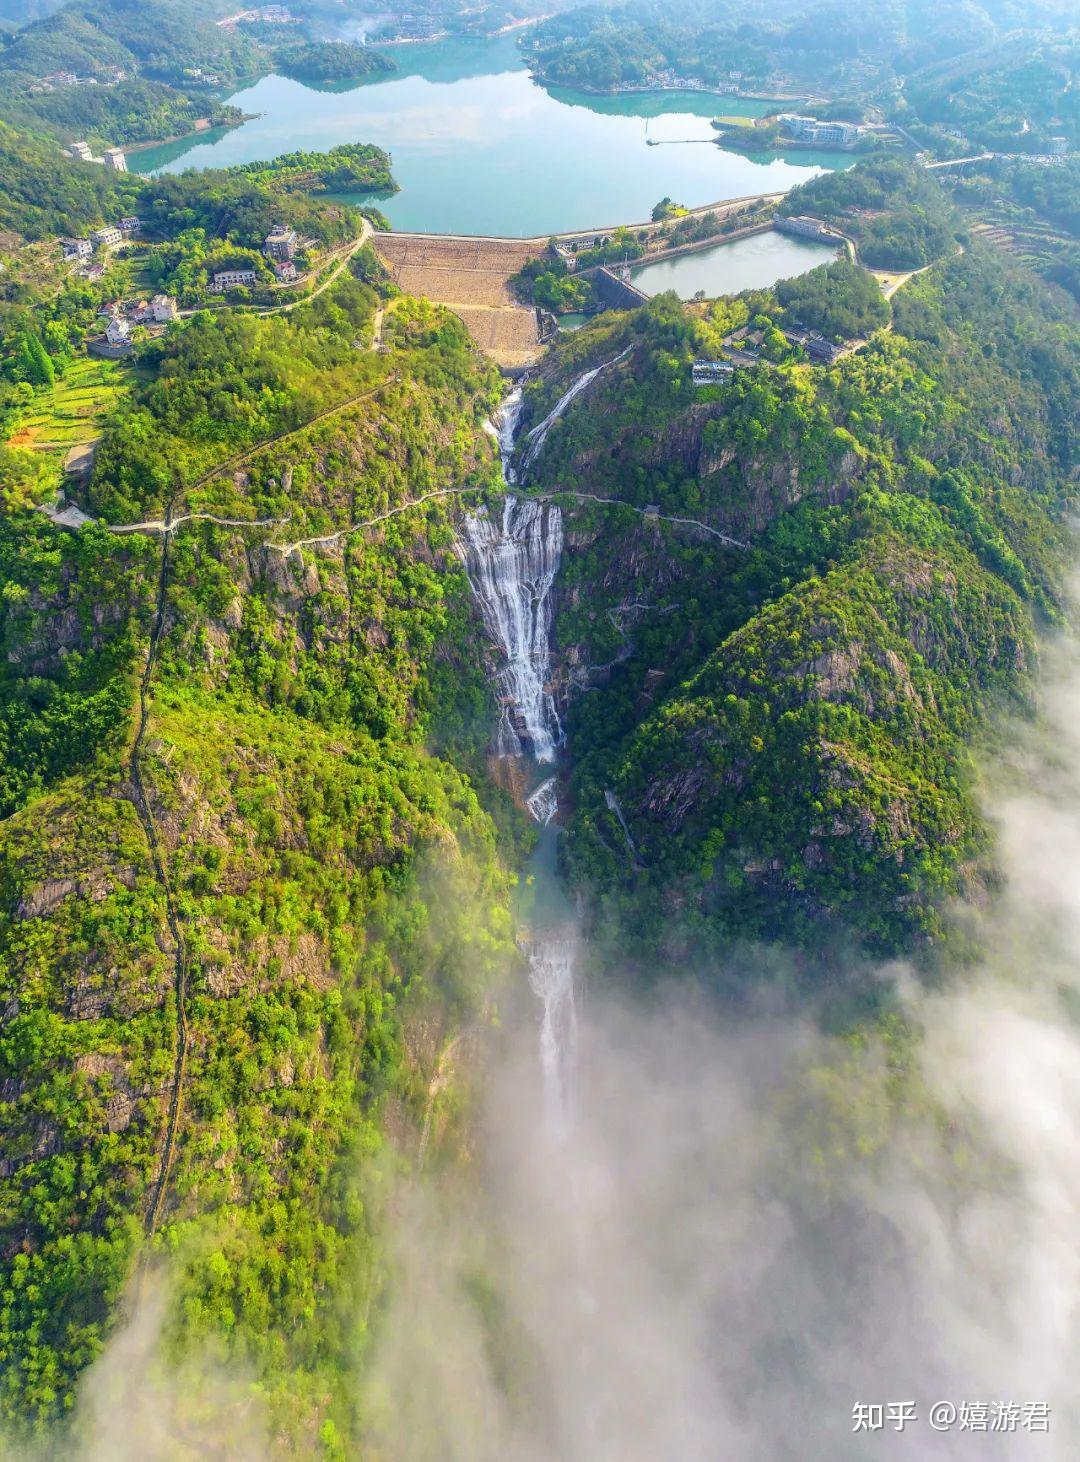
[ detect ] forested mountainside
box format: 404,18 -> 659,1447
0,0 -> 396,148
522,0 -> 1077,156
0,90 -> 1078,1452
517,170 -> 1078,967
0,270 -> 527,1448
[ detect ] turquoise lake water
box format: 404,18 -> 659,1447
134,36 -> 850,237
631,229 -> 840,299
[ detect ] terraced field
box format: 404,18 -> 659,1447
8,356 -> 131,456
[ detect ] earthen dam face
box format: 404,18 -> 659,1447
375,234 -> 545,372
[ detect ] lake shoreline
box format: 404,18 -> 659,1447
124,113 -> 258,156
133,36 -> 851,236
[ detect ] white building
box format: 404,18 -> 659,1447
69,140 -> 94,161
776,215 -> 842,243
273,260 -> 298,282
103,147 -> 127,172
264,224 -> 298,261
210,269 -> 258,291
151,294 -> 178,322
91,226 -> 123,249
61,237 -> 93,260
777,114 -> 863,148
105,317 -> 132,346
119,216 -> 141,232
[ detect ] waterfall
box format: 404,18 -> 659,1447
482,385 -> 524,483
519,347 -> 630,476
461,388 -> 579,1136
457,496 -> 564,764
526,934 -> 579,1139
526,776 -> 559,825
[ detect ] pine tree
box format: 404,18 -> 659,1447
15,333 -> 54,389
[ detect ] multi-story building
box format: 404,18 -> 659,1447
273,260 -> 298,283
103,147 -> 127,172
264,225 -> 298,261
210,269 -> 258,291
69,140 -> 94,161
91,226 -> 123,249
105,317 -> 132,346
119,216 -> 142,232
777,114 -> 863,148
61,237 -> 93,260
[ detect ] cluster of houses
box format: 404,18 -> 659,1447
32,67 -> 125,93
217,4 -> 296,27
776,114 -> 867,149
94,294 -> 179,353
691,321 -> 843,384
207,224 -> 300,293
68,140 -> 127,170
60,216 -> 141,269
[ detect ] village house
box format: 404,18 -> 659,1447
273,260 -> 298,283
264,224 -> 298,262
103,147 -> 127,172
61,237 -> 93,260
119,216 -> 142,233
92,225 -> 123,249
151,294 -> 178,322
692,359 -> 736,386
68,140 -> 94,161
210,269 -> 258,291
105,317 -> 132,346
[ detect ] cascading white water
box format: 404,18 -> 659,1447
526,776 -> 559,826
457,496 -> 564,764
526,934 -> 579,1139
519,347 -> 630,476
461,389 -> 580,1134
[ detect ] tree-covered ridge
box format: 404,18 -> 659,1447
0,0 -> 398,153
521,0 -> 1073,93
903,32 -> 1078,153
520,0 -> 1076,157
228,143 -> 397,197
273,41 -> 395,88
520,219 -> 1076,961
0,122 -> 384,245
0,274 -> 522,1447
776,157 -> 959,270
0,76 -> 243,151
0,0 -> 259,87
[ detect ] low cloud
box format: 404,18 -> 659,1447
370,632 -> 1080,1460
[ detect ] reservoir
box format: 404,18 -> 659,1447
134,36 -> 851,238
631,229 -> 840,300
